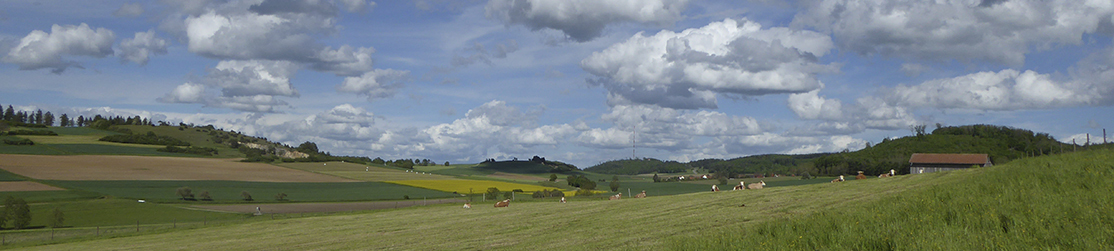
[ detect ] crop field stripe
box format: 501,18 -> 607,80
385,179 -> 567,194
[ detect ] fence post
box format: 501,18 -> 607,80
96,226 -> 99,236
136,220 -> 140,232
51,228 -> 54,240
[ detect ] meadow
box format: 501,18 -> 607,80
675,148 -> 1114,250
15,148 -> 1110,250
46,180 -> 458,203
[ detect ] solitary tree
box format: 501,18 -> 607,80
241,191 -> 253,201
51,208 -> 64,228
275,192 -> 288,201
549,173 -> 558,182
199,191 -> 212,201
0,196 -> 13,227
176,187 -> 194,200
653,173 -> 661,182
9,197 -> 30,229
444,161 -> 450,166
609,176 -> 620,192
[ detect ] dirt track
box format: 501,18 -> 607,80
192,198 -> 467,214
0,181 -> 65,191
0,154 -> 358,182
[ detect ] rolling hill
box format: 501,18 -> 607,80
15,146 -> 1113,250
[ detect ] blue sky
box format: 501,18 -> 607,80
2,0 -> 1112,167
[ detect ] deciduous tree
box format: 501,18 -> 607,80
51,208 -> 64,228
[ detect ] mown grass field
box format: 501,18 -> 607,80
46,180 -> 458,203
276,161 -> 459,181
27,198 -> 250,228
676,148 -> 1114,250
17,148 -> 1112,250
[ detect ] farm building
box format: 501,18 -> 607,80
908,153 -> 993,174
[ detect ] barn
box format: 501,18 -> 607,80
908,153 -> 993,174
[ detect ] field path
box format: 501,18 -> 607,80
0,154 -> 358,182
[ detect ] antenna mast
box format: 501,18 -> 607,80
632,127 -> 637,159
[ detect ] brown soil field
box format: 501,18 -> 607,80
0,154 -> 357,182
487,172 -> 548,182
0,181 -> 65,191
192,198 -> 466,214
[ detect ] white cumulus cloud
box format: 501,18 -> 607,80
582,18 -> 835,109
791,0 -> 1114,65
2,23 -> 115,73
117,30 -> 168,65
486,0 -> 692,42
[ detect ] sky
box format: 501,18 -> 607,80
2,0 -> 1113,168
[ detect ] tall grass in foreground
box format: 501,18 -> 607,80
673,149 -> 1114,250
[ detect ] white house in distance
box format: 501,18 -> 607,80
908,153 -> 993,174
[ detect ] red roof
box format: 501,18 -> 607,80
909,153 -> 989,164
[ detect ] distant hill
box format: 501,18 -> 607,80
583,158 -> 688,175
692,153 -> 829,178
1,115 -> 373,164
813,124 -> 1075,176
475,157 -> 578,174
588,124 -> 1098,177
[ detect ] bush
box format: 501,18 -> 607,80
5,129 -> 58,136
503,191 -> 513,200
485,187 -> 501,200
2,138 -> 33,145
99,132 -> 190,146
158,146 -> 218,156
199,191 -> 212,201
275,192 -> 288,201
176,187 -> 195,200
574,189 -> 595,197
241,191 -> 253,201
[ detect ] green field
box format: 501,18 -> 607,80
0,190 -> 101,203
47,180 -> 458,203
276,161 -> 459,181
675,148 -> 1114,250
1,129 -> 205,157
28,198 -> 249,228
386,179 -> 567,195
14,148 -> 1111,250
111,125 -> 244,158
